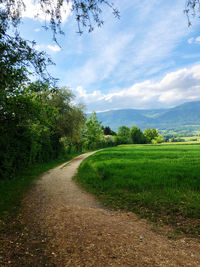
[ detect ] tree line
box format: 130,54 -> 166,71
0,85 -> 110,180
103,125 -> 164,146
83,112 -> 165,148
1,82 -> 84,179
1,100 -> 165,180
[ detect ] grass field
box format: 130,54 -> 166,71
182,136 -> 200,142
75,143 -> 200,237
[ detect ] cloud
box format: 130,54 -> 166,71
33,43 -> 61,53
64,32 -> 134,87
47,45 -> 61,52
196,36 -> 200,43
188,36 -> 200,44
73,64 -> 200,112
21,0 -> 71,22
63,1 -> 192,90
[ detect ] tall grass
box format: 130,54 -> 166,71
75,144 -> 200,236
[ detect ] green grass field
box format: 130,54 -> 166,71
182,136 -> 200,142
75,144 -> 200,237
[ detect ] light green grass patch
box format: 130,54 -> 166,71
75,144 -> 200,237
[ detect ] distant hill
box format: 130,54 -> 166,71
93,101 -> 200,131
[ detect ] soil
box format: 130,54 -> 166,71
1,151 -> 200,266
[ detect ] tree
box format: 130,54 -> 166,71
130,126 -> 145,144
103,126 -> 116,135
0,0 -> 118,179
32,84 -> 86,152
0,10 -> 55,88
84,112 -> 104,149
151,134 -> 165,144
0,0 -> 119,94
144,126 -> 159,144
0,80 -> 86,179
66,104 -> 86,151
185,0 -> 200,26
104,126 -> 112,135
118,126 -> 130,138
103,135 -> 115,147
0,0 -> 119,142
0,81 -> 58,179
1,0 -> 119,37
0,10 -> 55,141
117,126 -> 131,144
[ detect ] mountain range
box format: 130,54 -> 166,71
94,101 -> 200,132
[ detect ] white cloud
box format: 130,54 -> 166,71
195,36 -> 200,43
47,45 -> 61,52
63,1 -> 193,90
188,36 -> 200,44
73,64 -> 200,112
34,28 -> 40,32
21,0 -> 71,22
34,43 -> 61,53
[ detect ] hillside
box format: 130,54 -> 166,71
94,101 -> 200,131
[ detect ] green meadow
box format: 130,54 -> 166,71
75,143 -> 200,236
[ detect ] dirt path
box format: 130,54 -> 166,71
20,152 -> 200,266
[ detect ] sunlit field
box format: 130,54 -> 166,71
75,143 -> 200,236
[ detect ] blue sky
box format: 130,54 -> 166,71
19,0 -> 200,112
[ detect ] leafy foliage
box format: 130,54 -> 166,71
185,0 -> 200,26
0,10 -> 54,90
118,126 -> 130,138
144,126 -> 159,144
130,126 -> 145,144
0,81 -> 86,179
103,126 -> 116,136
116,126 -> 131,144
1,0 -> 119,37
115,125 -> 163,145
152,134 -> 165,144
83,112 -> 104,149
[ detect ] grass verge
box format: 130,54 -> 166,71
75,144 -> 200,237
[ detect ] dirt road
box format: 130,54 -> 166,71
18,152 -> 200,266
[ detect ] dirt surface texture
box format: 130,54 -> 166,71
10,152 -> 200,266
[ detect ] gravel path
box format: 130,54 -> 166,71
22,151 -> 200,267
